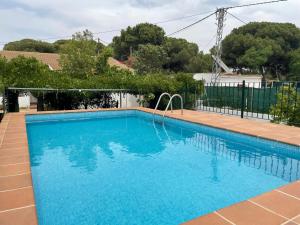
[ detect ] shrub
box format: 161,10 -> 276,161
270,85 -> 300,126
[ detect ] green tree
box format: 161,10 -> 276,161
0,57 -> 8,91
222,22 -> 300,78
288,49 -> 300,81
112,23 -> 165,60
133,44 -> 168,74
96,47 -> 113,74
53,39 -> 72,53
4,39 -> 56,53
237,43 -> 274,74
163,37 -> 198,72
59,30 -> 98,78
185,52 -> 212,73
2,56 -> 50,87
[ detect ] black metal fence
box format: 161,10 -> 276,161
197,81 -> 300,126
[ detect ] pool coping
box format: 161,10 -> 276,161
0,107 -> 299,225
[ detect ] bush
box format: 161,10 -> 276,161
0,54 -> 204,112
270,85 -> 300,126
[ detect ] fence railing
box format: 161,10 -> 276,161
197,81 -> 300,126
3,88 -> 139,113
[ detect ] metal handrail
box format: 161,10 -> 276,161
163,94 -> 183,117
153,92 -> 173,114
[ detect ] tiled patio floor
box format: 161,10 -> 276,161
0,107 -> 299,225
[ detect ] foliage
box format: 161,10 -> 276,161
0,55 -> 203,96
174,73 -> 204,109
136,93 -> 155,107
222,22 -> 300,77
270,85 -> 300,126
116,31 -> 206,74
1,56 -> 50,88
133,44 -> 168,74
53,39 -> 73,53
4,24 -> 212,75
95,47 -> 113,74
0,57 -> 8,91
288,49 -> 300,81
112,23 -> 165,60
3,39 -> 56,53
163,37 -> 198,72
59,30 -> 98,78
185,51 -> 212,73
237,44 -> 274,74
37,92 -> 118,111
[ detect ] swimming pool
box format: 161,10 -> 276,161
26,110 -> 300,225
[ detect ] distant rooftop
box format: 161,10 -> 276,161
0,50 -> 134,72
0,50 -> 60,70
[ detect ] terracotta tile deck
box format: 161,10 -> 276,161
0,107 -> 299,225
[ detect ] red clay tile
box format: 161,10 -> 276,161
0,155 -> 29,166
0,149 -> 28,158
0,174 -> 32,191
0,145 -> 27,151
0,187 -> 35,211
217,201 -> 286,225
0,163 -> 30,177
283,222 -> 298,225
251,191 -> 300,219
182,212 -> 233,225
1,142 -> 27,149
292,215 -> 300,224
2,138 -> 28,145
0,205 -> 38,225
279,183 -> 300,199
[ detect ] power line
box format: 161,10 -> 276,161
166,0 -> 288,38
154,10 -> 215,25
166,11 -> 216,37
0,10 -> 216,45
224,0 -> 287,10
227,12 -> 247,24
0,0 -> 288,46
202,33 -> 217,50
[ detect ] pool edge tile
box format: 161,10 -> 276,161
0,113 -> 39,225
0,205 -> 38,225
1,108 -> 300,225
181,212 -> 234,225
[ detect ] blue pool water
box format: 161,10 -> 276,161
26,110 -> 300,225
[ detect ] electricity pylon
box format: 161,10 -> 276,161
211,0 -> 287,83
211,8 -> 227,83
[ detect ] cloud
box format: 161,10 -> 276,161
1,0 -> 299,52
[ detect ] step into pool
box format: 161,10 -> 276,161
26,110 -> 300,225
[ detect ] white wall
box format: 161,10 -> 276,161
218,76 -> 262,88
193,73 -> 262,88
0,96 -> 30,108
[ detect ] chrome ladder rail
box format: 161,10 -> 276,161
163,94 -> 183,117
153,92 -> 173,115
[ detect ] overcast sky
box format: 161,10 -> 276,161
1,0 -> 299,52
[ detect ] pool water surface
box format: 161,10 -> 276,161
26,110 -> 300,225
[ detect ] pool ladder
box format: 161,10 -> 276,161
153,93 -> 183,118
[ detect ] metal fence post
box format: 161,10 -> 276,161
241,80 -> 246,119
3,87 -> 8,113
